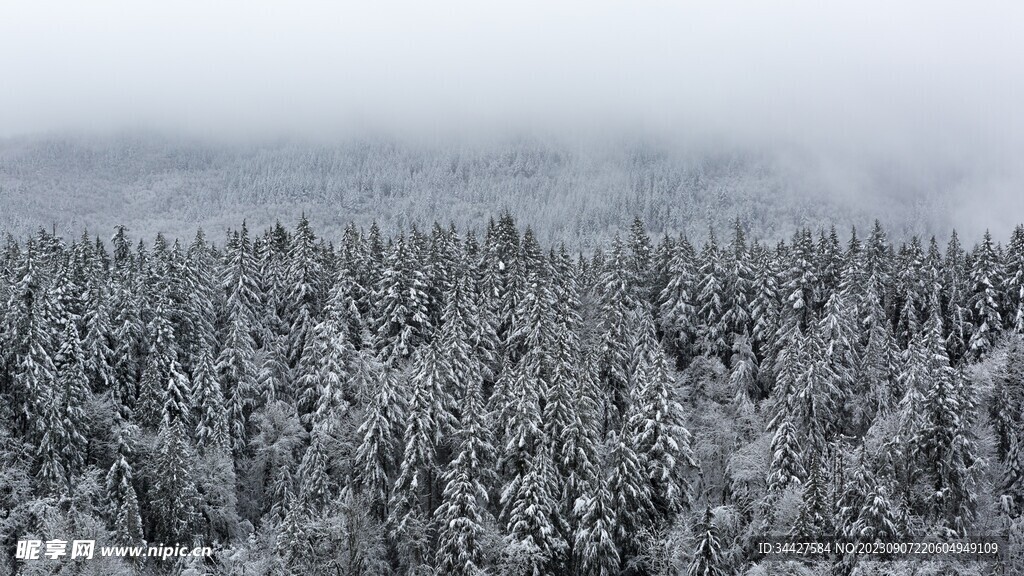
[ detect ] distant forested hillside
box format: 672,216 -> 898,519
0,134 -> 963,249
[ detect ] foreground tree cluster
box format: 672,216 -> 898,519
1,214 -> 1024,575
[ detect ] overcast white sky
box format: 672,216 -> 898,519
2,1 -> 1022,193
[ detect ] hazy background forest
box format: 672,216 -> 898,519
0,133 -> 1013,249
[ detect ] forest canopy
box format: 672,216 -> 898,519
1,214 -> 1024,574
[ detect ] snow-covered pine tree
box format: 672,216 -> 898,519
792,325 -> 842,460
49,321 -> 90,477
994,338 -> 1024,513
433,365 -> 494,576
722,218 -> 753,340
782,228 -> 819,334
573,476 -> 619,576
425,223 -> 461,329
659,234 -> 699,364
894,236 -> 926,348
817,291 -> 857,434
628,216 -> 655,304
766,416 -> 805,495
506,228 -> 554,366
151,419 -> 202,545
943,230 -> 972,363
597,235 -> 640,431
297,422 -> 333,513
793,453 -> 832,539
192,345 -> 229,452
864,221 -> 892,317
607,428 -> 655,566
553,346 -> 602,543
105,424 -> 145,547
729,333 -> 760,403
767,327 -> 802,433
914,309 -> 979,535
857,307 -> 899,429
853,475 -> 902,543
968,230 -> 1004,358
217,283 -> 258,452
372,234 -> 433,367
481,212 -> 521,351
651,233 -> 676,319
110,274 -> 144,419
285,215 -> 326,370
627,307 -> 696,520
497,350 -> 546,515
389,342 -> 454,568
543,327 -> 591,513
695,229 -> 729,357
353,366 -> 404,522
137,301 -> 188,428
182,229 -> 219,368
687,505 -> 726,576
7,242 -> 60,436
294,286 -> 357,424
1006,224 -> 1024,333
82,272 -> 116,393
503,444 -> 567,575
815,226 -> 843,308
749,242 -> 781,355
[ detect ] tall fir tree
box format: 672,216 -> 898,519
968,230 -> 1003,357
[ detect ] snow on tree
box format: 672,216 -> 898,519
138,301 -> 190,428
944,229 -> 973,363
294,284 -> 358,424
284,215 -> 326,369
659,234 -> 699,363
372,234 -> 433,367
181,229 -> 219,367
7,243 -> 60,436
1005,224 -> 1024,333
1,216 -> 1023,572
749,243 -> 781,363
627,307 -> 696,519
729,333 -> 760,402
766,417 -> 805,495
110,276 -> 144,419
793,453 -> 831,539
502,445 -> 567,575
494,353 -> 551,562
687,505 -> 726,576
389,341 -> 455,569
857,304 -> 899,429
353,366 -> 404,522
597,235 -> 640,431
48,322 -> 90,478
192,345 -> 229,451
217,288 -> 258,452
150,420 -> 202,545
914,310 -> 979,535
968,229 -> 1004,357
82,272 -> 117,393
628,216 -> 655,304
695,229 -> 729,357
894,236 -> 926,347
105,424 -> 145,547
433,368 -> 494,576
853,477 -> 902,543
607,428 -> 655,565
573,477 -> 619,576
298,422 -> 333,513
721,218 -> 754,340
